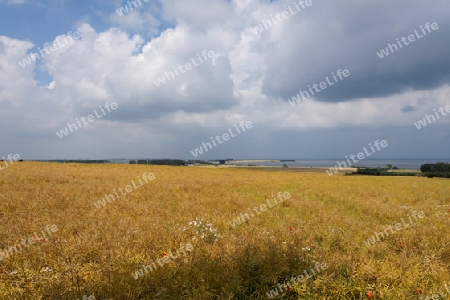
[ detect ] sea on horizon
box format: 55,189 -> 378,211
235,159 -> 450,170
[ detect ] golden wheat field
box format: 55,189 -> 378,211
0,162 -> 449,300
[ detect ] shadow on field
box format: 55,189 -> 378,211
43,234 -> 326,299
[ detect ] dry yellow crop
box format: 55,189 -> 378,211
0,162 -> 449,299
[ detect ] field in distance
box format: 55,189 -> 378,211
0,162 -> 449,299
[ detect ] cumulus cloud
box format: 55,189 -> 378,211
0,0 -> 449,158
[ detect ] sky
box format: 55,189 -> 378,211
0,0 -> 450,160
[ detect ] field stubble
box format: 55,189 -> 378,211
0,162 -> 449,299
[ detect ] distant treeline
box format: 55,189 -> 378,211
351,168 -> 418,176
65,160 -> 109,164
129,159 -> 187,166
420,162 -> 450,178
129,159 -> 220,166
347,162 -> 450,178
38,160 -> 110,164
420,163 -> 450,173
38,159 -> 222,166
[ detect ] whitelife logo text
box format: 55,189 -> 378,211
153,50 -> 216,87
0,154 -> 21,171
251,0 -> 313,35
18,31 -> 81,68
190,121 -> 253,158
376,22 -> 439,59
115,0 -> 149,16
288,69 -> 350,106
326,140 -> 388,176
414,104 -> 450,129
229,192 -> 291,228
363,211 -> 425,247
56,102 -> 118,139
94,173 -> 155,209
0,224 -> 59,261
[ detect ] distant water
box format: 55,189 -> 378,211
241,159 -> 450,170
108,158 -> 450,170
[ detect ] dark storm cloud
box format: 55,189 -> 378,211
259,0 -> 450,103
